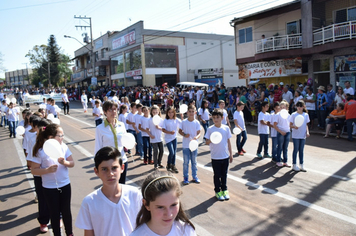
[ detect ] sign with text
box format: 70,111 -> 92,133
112,30 -> 136,50
334,55 -> 356,72
125,69 -> 142,77
239,58 -> 302,79
24,94 -> 63,103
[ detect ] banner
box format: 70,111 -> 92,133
334,55 -> 356,72
24,94 -> 63,104
239,58 -> 302,79
112,30 -> 136,50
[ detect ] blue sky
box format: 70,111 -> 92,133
0,0 -> 294,78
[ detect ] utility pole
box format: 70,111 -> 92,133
74,15 -> 95,84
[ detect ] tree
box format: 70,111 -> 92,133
47,35 -> 61,86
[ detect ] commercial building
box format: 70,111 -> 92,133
70,21 -> 243,88
5,68 -> 33,88
230,0 -> 356,90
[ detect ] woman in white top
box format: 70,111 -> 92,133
273,101 -> 291,168
31,124 -> 75,236
198,100 -> 211,143
334,86 -> 346,108
81,91 -> 88,113
162,106 -> 181,173
95,100 -> 128,184
6,102 -> 20,138
130,171 -> 196,236
292,90 -> 303,112
61,89 -> 70,115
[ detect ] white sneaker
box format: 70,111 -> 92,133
300,164 -> 306,172
292,164 -> 300,172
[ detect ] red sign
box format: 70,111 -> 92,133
112,30 -> 136,50
125,69 -> 142,77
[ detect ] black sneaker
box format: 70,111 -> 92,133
171,165 -> 179,173
158,164 -> 165,169
166,164 -> 172,172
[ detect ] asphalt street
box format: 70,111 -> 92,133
1,101 -> 355,236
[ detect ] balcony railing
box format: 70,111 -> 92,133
313,20 -> 356,45
256,33 -> 302,54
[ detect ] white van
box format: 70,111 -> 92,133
176,82 -> 209,90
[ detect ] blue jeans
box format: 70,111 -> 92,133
211,158 -> 229,193
142,136 -> 152,161
8,120 -> 18,137
271,136 -> 278,162
257,134 -> 269,155
182,148 -> 198,179
277,132 -> 290,163
166,138 -> 177,165
1,116 -> 7,126
127,129 -> 138,154
136,131 -> 143,158
236,130 -> 247,152
95,118 -> 103,127
201,120 -> 209,140
292,138 -> 305,164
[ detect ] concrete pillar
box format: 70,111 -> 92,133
301,0 -> 313,49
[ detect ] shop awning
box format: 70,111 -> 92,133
71,52 -> 89,61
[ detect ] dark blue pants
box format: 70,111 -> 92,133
34,176 -> 50,225
257,134 -> 269,155
119,162 -> 128,184
211,158 -> 229,193
8,120 -> 18,137
236,130 -> 247,152
95,118 -> 103,127
142,136 -> 152,161
346,118 -> 356,141
166,138 -> 177,165
201,120 -> 209,140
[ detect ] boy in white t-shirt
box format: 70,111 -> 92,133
179,105 -> 201,185
205,109 -> 233,201
92,100 -> 103,126
75,146 -> 142,236
256,101 -> 272,159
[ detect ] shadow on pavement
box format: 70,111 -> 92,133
186,196 -> 217,219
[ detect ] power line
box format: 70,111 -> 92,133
0,0 -> 74,11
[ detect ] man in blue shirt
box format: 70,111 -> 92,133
326,84 -> 336,115
316,86 -> 328,129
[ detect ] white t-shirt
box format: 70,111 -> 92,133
305,93 -> 316,111
233,110 -> 245,131
204,124 -> 232,160
130,220 -> 196,236
31,144 -> 72,188
258,112 -> 270,134
48,105 -> 57,116
274,109 -> 291,133
91,99 -> 96,107
198,108 -> 210,121
112,96 -> 120,105
61,93 -> 69,103
148,117 -> 163,143
344,87 -> 355,96
196,90 -> 203,101
81,94 -> 88,103
76,185 -> 142,236
282,91 -> 293,104
179,119 -> 201,149
133,113 -> 143,133
25,131 -> 37,161
93,107 -> 103,120
221,109 -> 228,125
270,113 -> 278,138
127,112 -> 137,131
94,120 -> 128,163
140,116 -> 151,137
7,107 -> 20,121
162,118 -> 182,143
290,112 -> 310,139
0,104 -> 7,116
293,95 -> 303,106
119,113 -> 129,130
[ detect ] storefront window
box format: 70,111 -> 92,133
313,59 -> 330,72
125,48 -> 142,71
145,48 -> 176,68
111,54 -> 124,74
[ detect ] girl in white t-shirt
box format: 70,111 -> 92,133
81,91 -> 88,113
273,101 -> 291,168
198,100 -> 211,143
119,104 -> 129,130
290,100 -> 310,172
148,105 -> 164,169
31,124 -> 75,236
6,102 -> 20,138
162,106 -> 181,173
130,171 -> 196,236
61,89 -> 70,115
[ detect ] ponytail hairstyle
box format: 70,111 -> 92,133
119,104 -> 128,115
33,123 -> 57,157
135,171 -> 195,230
295,100 -> 307,113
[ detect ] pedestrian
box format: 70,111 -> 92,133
92,100 -> 103,127
198,99 -> 211,143
290,100 -> 310,172
270,102 -> 281,163
218,100 -> 231,128
61,89 -> 70,115
147,105 -> 164,169
130,171 -> 196,236
205,109 -> 233,201
273,101 -> 291,167
6,102 -> 20,138
31,123 -> 75,236
133,103 -> 144,160
256,101 -> 272,159
118,104 -> 129,130
126,103 -> 138,155
162,106 -> 181,173
138,106 -> 153,164
95,100 -> 128,184
179,105 -> 201,185
316,86 -> 328,130
234,101 -> 247,156
304,87 -> 316,130
0,100 -> 8,127
76,146 -> 142,236
344,94 -> 356,141
81,91 -> 88,113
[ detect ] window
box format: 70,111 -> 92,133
145,48 -> 176,68
101,49 -> 105,59
239,27 -> 252,44
287,20 -> 301,34
111,54 -> 124,74
124,48 -> 141,71
334,7 -> 356,23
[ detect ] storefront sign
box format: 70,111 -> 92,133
334,55 -> 356,72
239,58 -> 302,79
95,39 -> 103,49
87,67 -> 99,77
133,76 -> 142,80
91,77 -> 97,85
195,78 -> 222,87
125,69 -> 142,77
112,30 -> 136,50
196,68 -> 223,75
